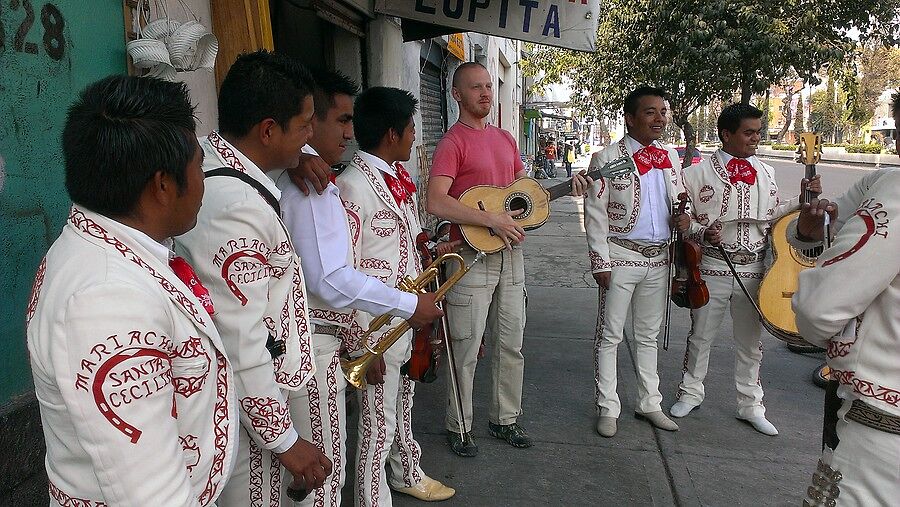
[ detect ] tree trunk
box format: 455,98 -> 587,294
776,88 -> 794,143
672,110 -> 697,169
740,70 -> 753,105
761,90 -> 770,141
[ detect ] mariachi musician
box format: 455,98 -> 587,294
336,87 -> 454,506
584,86 -> 683,438
791,91 -> 900,505
670,103 -> 822,436
276,71 -> 444,505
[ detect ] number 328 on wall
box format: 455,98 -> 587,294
0,0 -> 66,61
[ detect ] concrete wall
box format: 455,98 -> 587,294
0,1 -> 126,502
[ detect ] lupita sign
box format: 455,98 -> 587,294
375,0 -> 600,52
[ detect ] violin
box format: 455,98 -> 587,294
402,232 -> 445,383
670,193 -> 709,309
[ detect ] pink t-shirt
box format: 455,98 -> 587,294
430,122 -> 525,199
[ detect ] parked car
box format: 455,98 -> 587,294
676,146 -> 702,165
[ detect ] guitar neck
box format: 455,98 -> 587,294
803,163 -> 818,203
545,167 -> 605,201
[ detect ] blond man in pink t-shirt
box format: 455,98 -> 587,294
426,62 -> 588,457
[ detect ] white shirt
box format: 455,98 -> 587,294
117,221 -> 173,265
357,150 -> 398,178
619,135 -> 671,243
276,145 -> 417,320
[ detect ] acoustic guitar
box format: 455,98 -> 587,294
757,132 -> 823,346
458,157 -> 634,254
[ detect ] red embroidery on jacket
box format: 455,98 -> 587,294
180,434 -> 201,473
48,481 -> 108,507
208,131 -> 247,172
25,257 -> 46,326
370,209 -> 397,237
240,396 -> 292,444
699,185 -> 714,203
822,200 -> 890,266
92,348 -> 173,443
198,350 -> 231,505
832,369 -> 900,406
170,337 -> 211,398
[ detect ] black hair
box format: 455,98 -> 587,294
63,75 -> 197,217
717,103 -> 764,142
218,50 -> 315,138
353,87 -> 418,152
452,61 -> 488,88
892,89 -> 900,118
623,86 -> 668,116
312,69 -> 360,120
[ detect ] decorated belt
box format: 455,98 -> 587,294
314,324 -> 346,338
609,237 -> 668,258
701,246 -> 766,265
846,399 -> 900,435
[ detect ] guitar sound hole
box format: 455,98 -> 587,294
507,195 -> 530,220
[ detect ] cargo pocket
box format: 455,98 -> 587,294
444,289 -> 476,342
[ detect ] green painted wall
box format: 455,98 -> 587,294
0,0 -> 125,405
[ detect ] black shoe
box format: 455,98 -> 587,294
447,431 -> 478,457
488,422 -> 533,448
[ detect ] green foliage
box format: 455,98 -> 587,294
772,144 -> 798,150
845,143 -> 883,153
809,76 -> 850,143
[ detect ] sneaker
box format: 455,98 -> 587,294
390,475 -> 456,501
488,422 -> 533,448
447,431 -> 478,457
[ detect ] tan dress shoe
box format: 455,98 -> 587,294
635,411 -> 679,431
391,475 -> 456,501
596,416 -> 617,437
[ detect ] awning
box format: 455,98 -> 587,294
375,0 -> 600,52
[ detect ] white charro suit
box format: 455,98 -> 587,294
584,136 -> 685,418
176,131 -> 316,506
27,207 -> 237,506
676,149 -> 800,418
792,168 -> 900,505
337,151 -> 426,507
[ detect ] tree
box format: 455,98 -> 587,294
845,43 -> 900,141
522,0 -> 900,166
793,92 -> 806,141
810,76 -> 849,142
775,81 -> 797,142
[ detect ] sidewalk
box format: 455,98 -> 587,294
391,157 -> 823,507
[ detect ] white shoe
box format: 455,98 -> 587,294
739,416 -> 779,436
596,416 -> 617,437
669,401 -> 697,418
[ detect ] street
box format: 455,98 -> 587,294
387,155 -> 878,507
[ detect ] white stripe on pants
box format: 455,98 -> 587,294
283,331 -> 346,507
443,246 -> 526,432
594,242 -> 668,418
803,403 -> 900,505
676,256 -> 766,418
354,331 -> 424,507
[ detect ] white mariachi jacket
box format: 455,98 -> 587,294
793,168 -> 900,417
684,150 -> 800,253
176,132 -> 316,453
584,137 -> 684,272
27,207 -> 237,507
336,152 -> 422,355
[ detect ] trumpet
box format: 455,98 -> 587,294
341,251 -> 485,390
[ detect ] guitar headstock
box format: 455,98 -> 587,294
798,133 -> 823,165
592,156 -> 635,179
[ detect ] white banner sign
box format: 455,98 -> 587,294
374,0 -> 600,52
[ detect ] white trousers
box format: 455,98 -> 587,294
803,405 -> 900,505
354,331 -> 424,507
219,423 -> 285,507
594,242 -> 668,418
444,246 -> 526,432
283,331 -> 346,507
676,256 -> 766,418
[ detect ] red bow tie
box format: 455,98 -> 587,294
632,145 -> 672,176
169,256 -> 215,315
383,162 -> 417,206
726,158 -> 757,186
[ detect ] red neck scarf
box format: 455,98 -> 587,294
725,158 -> 757,186
633,145 -> 672,175
169,256 -> 215,315
383,162 -> 417,206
